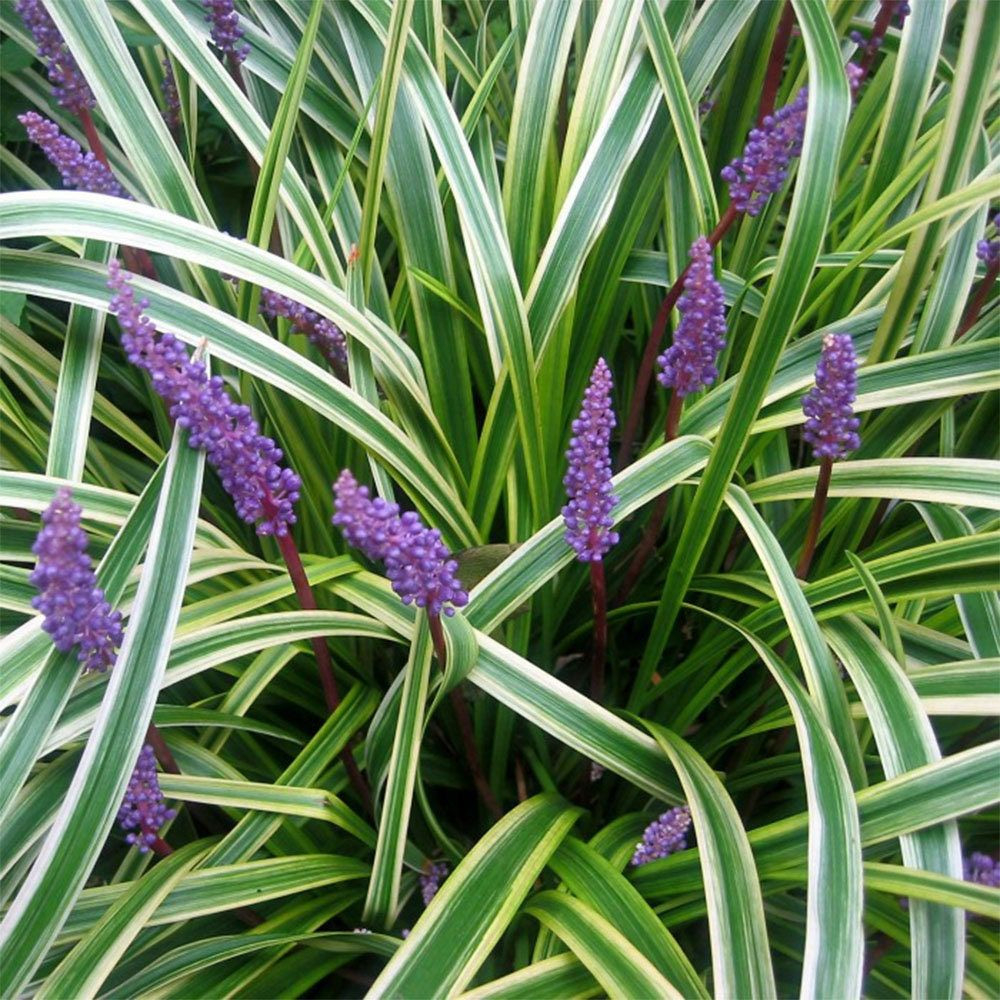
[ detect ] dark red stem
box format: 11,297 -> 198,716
150,836 -> 173,857
145,724 -> 179,774
956,260 -> 998,339
859,1 -> 902,77
758,2 -> 796,125
428,614 -> 502,820
589,561 -> 607,703
616,205 -> 738,470
796,456 -> 833,579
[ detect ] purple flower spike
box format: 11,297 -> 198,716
117,745 -> 175,852
260,289 -> 348,373
802,332 -> 861,461
631,806 -> 692,867
722,87 -> 808,217
846,62 -> 865,97
202,0 -> 250,63
30,488 -> 124,672
420,861 -> 449,906
975,213 -> 999,268
332,471 -> 468,617
107,261 -> 301,536
850,0 -> 911,57
657,237 -> 727,398
562,359 -> 619,563
19,112 -> 128,199
964,852 -> 1000,888
161,59 -> 181,132
15,0 -> 94,114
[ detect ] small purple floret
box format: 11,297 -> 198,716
161,59 -> 181,132
117,745 -> 175,852
30,487 -> 123,672
19,112 -> 128,199
657,237 -> 727,398
332,471 -> 468,617
802,332 -> 861,461
975,213 -> 999,268
107,261 -> 300,536
964,852 -> 1000,888
631,806 -> 692,867
15,0 -> 94,113
722,87 -> 808,216
260,289 -> 348,373
420,861 -> 449,905
562,359 -> 618,563
202,0 -> 250,62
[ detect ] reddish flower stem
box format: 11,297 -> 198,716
428,614 -> 502,820
614,392 -> 682,606
758,2 -> 796,125
150,836 -> 173,857
796,456 -> 833,579
956,260 -> 998,339
145,723 -> 179,774
589,561 -> 607,703
616,205 -> 738,470
859,0 -> 902,78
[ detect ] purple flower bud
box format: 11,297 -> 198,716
14,0 -> 94,114
657,237 -> 727,398
802,332 -> 861,461
846,62 -> 865,97
260,289 -> 348,374
975,213 -> 999,268
18,112 -> 128,199
562,359 -> 619,563
107,261 -> 301,536
161,59 -> 180,133
721,87 -> 808,217
202,0 -> 250,63
630,806 -> 692,867
117,745 -> 175,852
420,860 -> 449,905
332,471 -> 468,617
964,852 -> 1000,888
30,487 -> 123,673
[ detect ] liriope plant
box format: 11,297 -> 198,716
0,0 -> 998,997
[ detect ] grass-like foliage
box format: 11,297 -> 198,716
1,0 -> 998,996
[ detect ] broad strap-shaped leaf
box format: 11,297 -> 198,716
368,794 -> 581,998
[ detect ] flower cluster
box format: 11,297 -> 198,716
19,112 -> 128,199
117,745 -> 175,852
107,261 -> 301,536
30,487 -> 123,672
976,213 -> 999,268
332,471 -> 468,617
846,61 -> 865,97
420,861 -> 449,905
202,0 -> 250,63
562,359 -> 619,562
802,332 -> 861,461
161,59 -> 181,132
657,237 -> 727,398
722,87 -> 808,217
631,806 -> 692,867
964,852 -> 1000,888
15,0 -> 94,114
260,289 -> 348,373
850,0 -> 911,57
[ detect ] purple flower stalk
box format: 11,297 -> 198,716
420,861 -> 449,905
260,289 -> 348,372
722,87 -> 808,217
14,0 -> 94,114
975,213 -> 999,268
964,852 -> 1000,888
332,471 -> 468,617
656,237 -> 727,398
850,0 -> 911,56
19,112 -> 128,199
562,359 -> 619,562
802,332 -> 861,461
846,62 -> 865,97
30,487 -> 123,673
117,744 -> 175,852
631,806 -> 692,867
202,0 -> 250,63
161,59 -> 181,132
107,261 -> 301,536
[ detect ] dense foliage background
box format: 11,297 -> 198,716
0,0 -> 998,997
